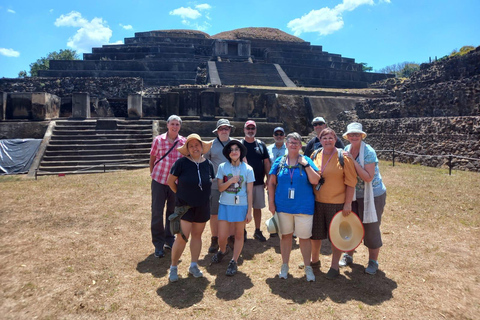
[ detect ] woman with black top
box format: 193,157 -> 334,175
166,134 -> 214,282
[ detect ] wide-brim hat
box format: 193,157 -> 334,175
265,213 -> 282,238
222,139 -> 247,161
342,122 -> 367,139
212,118 -> 235,133
329,211 -> 364,252
177,133 -> 213,156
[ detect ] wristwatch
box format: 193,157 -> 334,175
303,163 -> 310,168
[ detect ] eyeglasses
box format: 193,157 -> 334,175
246,127 -> 256,130
313,122 -> 325,127
347,133 -> 362,137
218,127 -> 230,131
274,132 -> 284,136
230,148 -> 241,153
288,141 -> 301,146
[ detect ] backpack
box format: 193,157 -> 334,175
276,155 -> 304,177
310,148 -> 344,167
168,205 -> 190,242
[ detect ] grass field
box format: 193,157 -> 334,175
0,162 -> 479,319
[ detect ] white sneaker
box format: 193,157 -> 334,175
279,263 -> 288,279
305,266 -> 315,282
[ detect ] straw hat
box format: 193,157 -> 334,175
342,122 -> 367,140
265,214 -> 282,238
177,134 -> 213,156
329,211 -> 364,251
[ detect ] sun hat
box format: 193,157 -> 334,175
311,117 -> 326,125
222,139 -> 247,161
329,211 -> 364,252
244,120 -> 256,128
265,214 -> 282,238
273,127 -> 285,134
212,118 -> 234,133
177,133 -> 213,156
342,122 -> 367,139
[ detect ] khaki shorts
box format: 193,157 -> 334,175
277,212 -> 313,239
252,184 -> 266,209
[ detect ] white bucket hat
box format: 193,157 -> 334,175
329,211 -> 364,252
265,214 -> 282,238
342,122 -> 367,139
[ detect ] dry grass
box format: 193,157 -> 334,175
0,162 -> 479,319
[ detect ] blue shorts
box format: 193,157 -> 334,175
218,204 -> 248,223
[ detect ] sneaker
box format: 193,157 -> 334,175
279,263 -> 289,279
188,265 -> 203,278
325,267 -> 339,280
163,243 -> 172,251
227,235 -> 235,251
154,249 -> 165,258
211,248 -> 228,263
254,229 -> 267,242
169,267 -> 178,282
339,253 -> 353,267
226,260 -> 238,276
298,260 -> 320,270
270,232 -> 278,238
208,236 -> 219,253
365,259 -> 379,275
305,266 -> 315,282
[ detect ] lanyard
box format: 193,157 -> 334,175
321,150 -> 335,175
287,156 -> 298,185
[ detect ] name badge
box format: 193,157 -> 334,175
235,195 -> 240,204
288,188 -> 295,199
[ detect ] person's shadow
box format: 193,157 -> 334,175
206,256 -> 254,300
136,253 -> 169,279
156,276 -> 210,308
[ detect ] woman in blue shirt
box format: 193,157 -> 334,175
268,132 -> 320,282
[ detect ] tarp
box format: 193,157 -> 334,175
0,139 -> 42,174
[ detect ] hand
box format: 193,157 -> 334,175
230,175 -> 240,184
245,212 -> 252,223
342,202 -> 352,217
298,156 -> 308,167
342,151 -> 352,160
269,203 -> 276,215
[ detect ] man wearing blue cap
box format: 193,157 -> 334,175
304,117 -> 344,157
267,127 -> 287,164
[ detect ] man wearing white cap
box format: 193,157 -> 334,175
304,117 -> 344,158
242,120 -> 271,242
267,127 -> 287,164
205,119 -> 233,253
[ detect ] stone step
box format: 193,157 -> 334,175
49,139 -> 152,145
49,60 -> 200,72
92,46 -> 195,54
45,145 -> 151,153
39,70 -> 197,79
41,156 -> 149,166
37,163 -> 149,175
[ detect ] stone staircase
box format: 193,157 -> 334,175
36,119 -> 152,175
212,62 -> 289,87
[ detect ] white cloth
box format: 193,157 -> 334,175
353,141 -> 378,223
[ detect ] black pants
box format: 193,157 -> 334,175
151,180 -> 175,250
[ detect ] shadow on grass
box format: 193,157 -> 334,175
156,276 -> 211,308
266,262 -> 397,305
206,256 -> 254,300
136,253 -> 171,278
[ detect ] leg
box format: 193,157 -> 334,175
311,239 -> 322,264
280,233 -> 293,265
331,246 -> 342,271
189,222 -> 207,263
253,208 -> 262,230
171,220 -> 192,266
369,247 -> 380,261
151,180 -> 168,252
164,187 -> 176,247
232,222 -> 246,262
210,215 -> 218,237
299,238 -> 312,267
217,220 -> 230,253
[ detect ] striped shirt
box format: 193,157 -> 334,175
150,133 -> 186,185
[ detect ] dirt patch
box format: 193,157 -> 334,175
0,163 -> 479,319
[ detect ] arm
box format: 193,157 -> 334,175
298,156 -> 320,185
166,174 -> 178,193
353,162 -> 375,183
217,175 -> 239,192
149,154 -> 156,174
245,182 -> 253,223
263,158 -> 271,187
342,185 -> 354,216
267,174 -> 277,215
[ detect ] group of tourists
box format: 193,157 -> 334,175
149,115 -> 387,283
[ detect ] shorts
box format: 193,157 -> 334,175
252,184 -> 266,209
277,212 -> 313,239
218,204 -> 248,223
352,192 -> 386,249
210,189 -> 221,215
181,202 -> 210,223
311,202 -> 344,240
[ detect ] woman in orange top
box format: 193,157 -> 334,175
310,128 -> 357,279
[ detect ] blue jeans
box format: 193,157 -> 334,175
151,180 -> 175,250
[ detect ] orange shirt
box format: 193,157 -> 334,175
313,151 -> 357,204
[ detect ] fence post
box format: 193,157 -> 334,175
448,156 -> 453,175
392,146 -> 395,167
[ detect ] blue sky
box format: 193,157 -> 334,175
0,0 -> 479,78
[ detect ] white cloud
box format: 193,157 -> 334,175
7,9 -> 15,14
195,4 -> 211,11
49,9 -> 54,13
0,48 -> 20,57
169,7 -> 201,20
119,23 -> 133,30
287,0 -> 382,36
54,11 -> 113,53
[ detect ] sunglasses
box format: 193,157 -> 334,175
218,127 -> 231,131
246,127 -> 256,130
347,133 -> 362,137
313,122 -> 325,126
274,132 -> 284,136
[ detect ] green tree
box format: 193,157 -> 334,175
27,49 -> 80,77
359,62 -> 373,72
377,61 -> 419,78
449,45 -> 475,58
18,70 -> 27,78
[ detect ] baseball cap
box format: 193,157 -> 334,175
312,117 -> 326,125
244,120 -> 256,128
